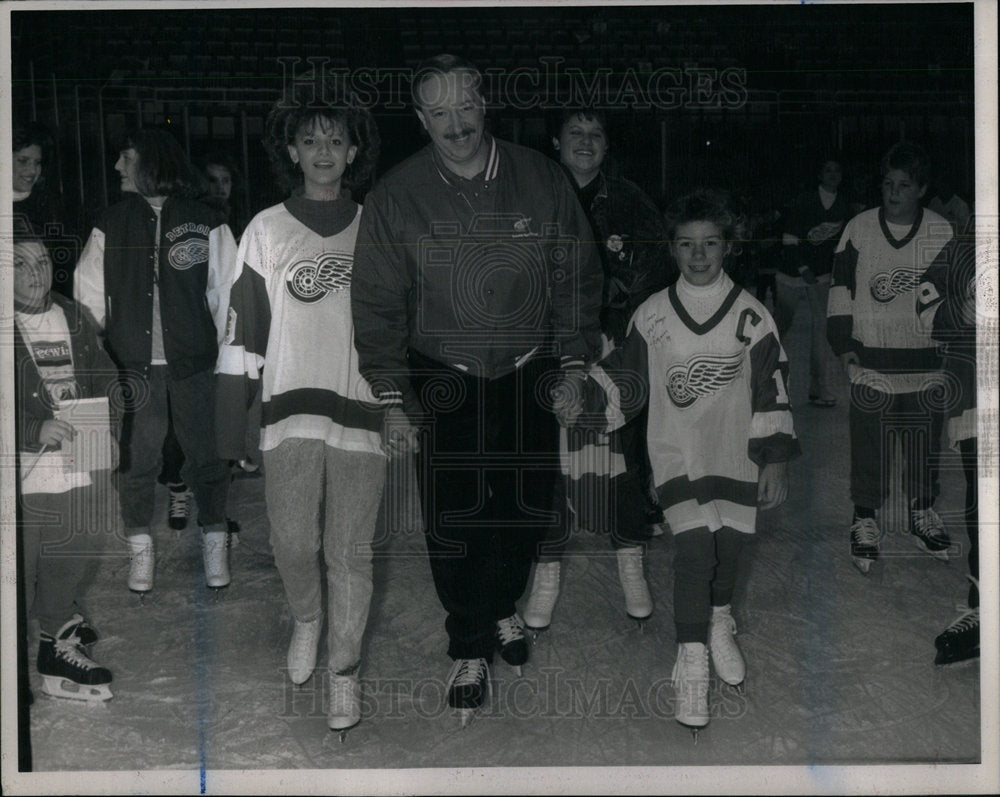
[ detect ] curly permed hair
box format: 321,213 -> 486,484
264,101 -> 380,195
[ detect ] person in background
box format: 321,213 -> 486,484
522,108 -> 672,634
827,142 -> 954,574
777,156 -> 852,408
926,169 -> 971,237
74,127 -> 237,596
12,121 -> 77,298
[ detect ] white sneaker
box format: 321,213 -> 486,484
523,561 -> 561,630
617,546 -> 653,620
287,615 -> 323,685
709,605 -> 746,687
202,529 -> 230,589
128,533 -> 155,594
328,668 -> 361,734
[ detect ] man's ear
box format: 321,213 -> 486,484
415,109 -> 429,132
552,137 -> 560,151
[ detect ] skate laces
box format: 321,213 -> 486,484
448,658 -> 488,689
911,506 -> 945,538
54,639 -> 99,670
328,673 -> 358,711
496,615 -> 525,646
851,517 -> 880,547
944,607 -> 979,634
169,487 -> 189,519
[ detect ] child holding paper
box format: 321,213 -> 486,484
14,233 -> 121,702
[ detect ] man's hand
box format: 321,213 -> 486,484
382,406 -> 420,458
38,419 -> 76,448
551,368 -> 586,427
757,461 -> 788,510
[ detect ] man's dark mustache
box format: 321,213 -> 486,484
445,129 -> 476,140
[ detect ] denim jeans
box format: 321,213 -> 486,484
263,439 -> 385,673
118,366 -> 229,533
20,471 -> 120,634
774,274 -> 838,400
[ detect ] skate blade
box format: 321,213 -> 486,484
851,556 -> 875,574
934,649 -> 980,666
914,538 -> 950,562
41,677 -> 112,703
676,720 -> 708,743
628,613 -> 652,633
328,720 -> 359,742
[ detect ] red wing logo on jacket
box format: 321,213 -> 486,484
167,239 -> 210,270
666,351 -> 744,408
870,268 -> 920,303
285,251 -> 353,304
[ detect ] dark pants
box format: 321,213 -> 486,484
960,438 -> 978,608
673,526 -> 748,643
410,350 -> 560,661
159,400 -> 185,485
118,366 -> 228,532
848,384 -> 943,511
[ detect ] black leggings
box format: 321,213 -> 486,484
673,526 -> 748,643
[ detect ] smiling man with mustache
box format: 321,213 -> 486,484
351,54 -> 604,725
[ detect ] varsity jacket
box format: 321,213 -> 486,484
215,197 -> 384,459
828,206 -> 953,394
74,193 -> 236,379
578,170 -> 674,347
780,187 -> 852,278
14,293 -> 120,452
351,135 -> 604,421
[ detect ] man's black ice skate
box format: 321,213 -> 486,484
934,607 -> 979,665
850,515 -> 881,574
167,482 -> 190,531
495,614 -> 528,676
446,658 -> 490,728
58,613 -> 98,648
910,502 -> 951,562
37,631 -> 113,702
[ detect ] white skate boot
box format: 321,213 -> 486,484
671,641 -> 710,741
446,657 -> 491,728
38,621 -> 113,702
617,547 -> 653,625
328,666 -> 362,742
128,533 -> 155,596
287,614 -> 323,686
709,605 -> 746,691
523,561 -> 561,636
202,528 -> 230,590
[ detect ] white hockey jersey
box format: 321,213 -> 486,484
828,206 -> 953,394
584,273 -> 799,534
215,197 -> 384,458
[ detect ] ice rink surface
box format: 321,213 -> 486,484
22,292 -> 981,775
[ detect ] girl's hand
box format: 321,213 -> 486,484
757,461 -> 788,510
382,406 -> 420,458
38,419 -> 76,448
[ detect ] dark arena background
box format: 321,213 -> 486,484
4,2 -> 994,794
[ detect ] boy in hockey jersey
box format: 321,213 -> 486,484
215,98 -> 384,736
14,234 -> 120,701
827,142 -> 954,573
578,190 -> 799,737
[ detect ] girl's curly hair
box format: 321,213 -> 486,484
664,188 -> 748,256
264,100 -> 380,195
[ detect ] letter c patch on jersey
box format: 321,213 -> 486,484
736,308 -> 761,345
